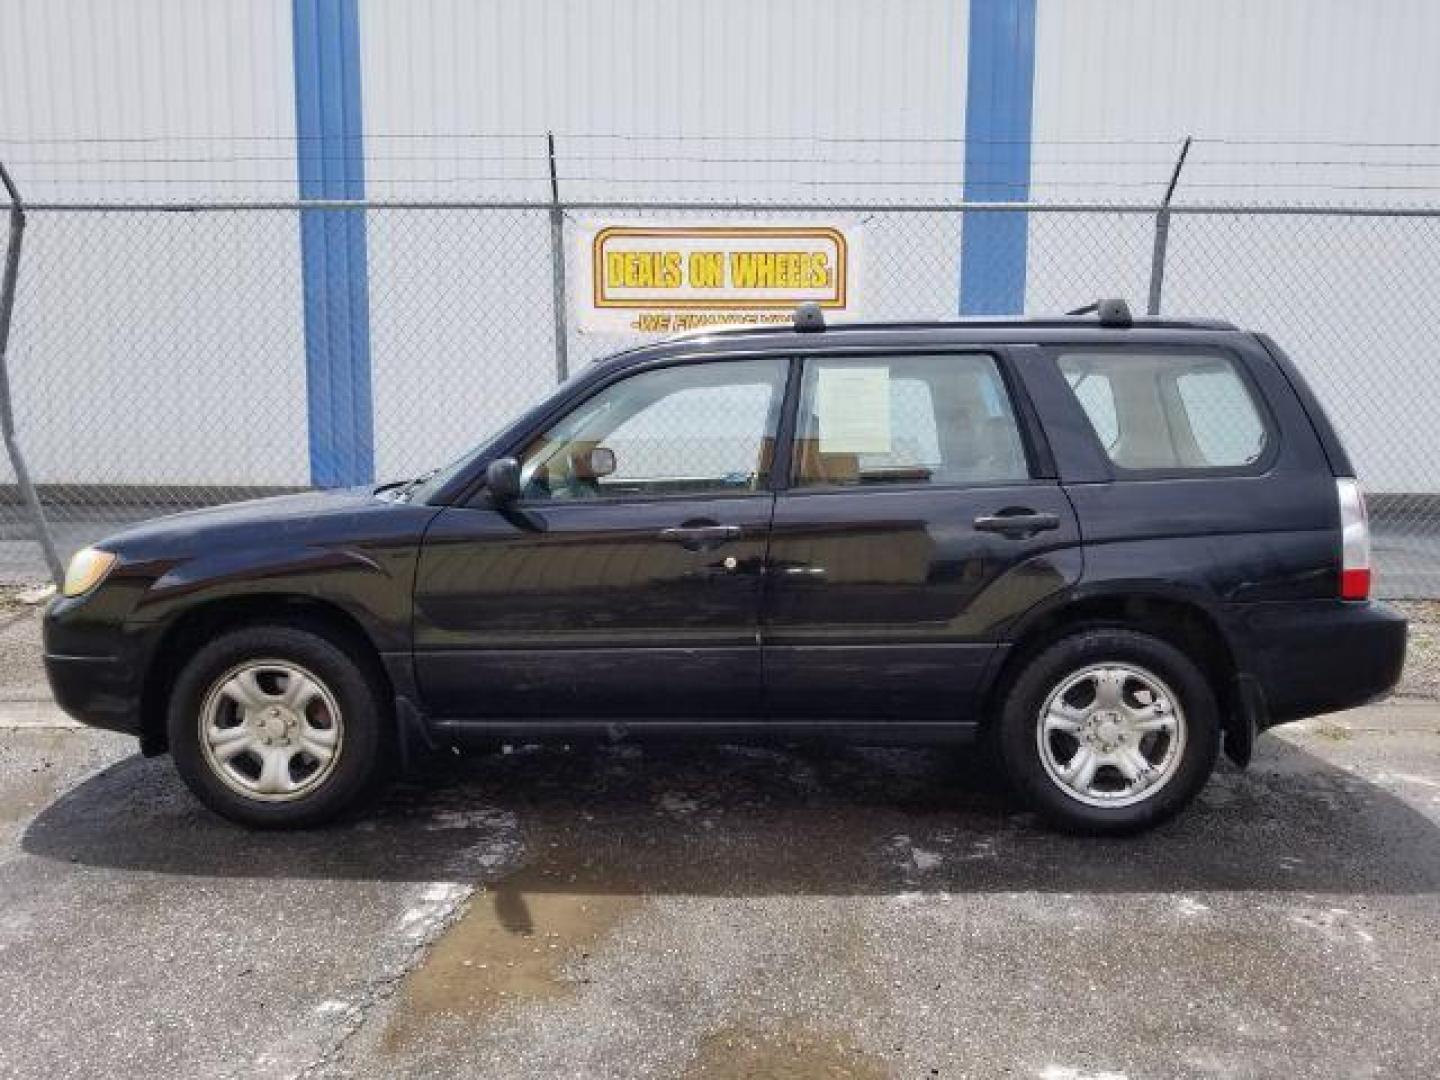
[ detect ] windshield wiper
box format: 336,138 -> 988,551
393,467 -> 441,502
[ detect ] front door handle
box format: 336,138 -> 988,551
658,524 -> 743,550
974,510 -> 1061,538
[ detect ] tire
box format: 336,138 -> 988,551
995,627 -> 1220,835
167,623 -> 394,828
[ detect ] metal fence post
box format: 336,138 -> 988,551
547,132 -> 571,384
0,162 -> 64,587
1146,135 -> 1192,316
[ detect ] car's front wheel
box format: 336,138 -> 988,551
167,623 -> 393,828
996,627 -> 1220,834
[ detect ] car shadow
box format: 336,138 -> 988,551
22,734 -> 1440,897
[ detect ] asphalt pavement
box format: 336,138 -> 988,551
2,694 -> 1439,1080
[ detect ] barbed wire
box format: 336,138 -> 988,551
18,151 -> 1440,170
5,132 -> 1440,149
7,135 -> 1440,208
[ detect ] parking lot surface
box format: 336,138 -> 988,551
1,677 -> 1438,1079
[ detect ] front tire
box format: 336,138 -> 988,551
996,627 -> 1220,835
168,624 -> 393,828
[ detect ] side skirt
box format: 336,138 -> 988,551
428,717 -> 982,749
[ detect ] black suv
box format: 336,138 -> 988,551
44,301 -> 1406,833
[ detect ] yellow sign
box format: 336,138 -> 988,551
576,222 -> 861,334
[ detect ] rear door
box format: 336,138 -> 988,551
762,349 -> 1082,724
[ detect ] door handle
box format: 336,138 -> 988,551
974,510 -> 1061,538
658,524 -> 743,549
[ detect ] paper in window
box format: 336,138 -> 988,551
817,366 -> 891,454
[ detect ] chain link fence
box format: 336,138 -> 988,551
1,197 -> 1437,597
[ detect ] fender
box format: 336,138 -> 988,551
999,577 -> 1238,651
134,542 -> 413,653
984,577 -> 1253,767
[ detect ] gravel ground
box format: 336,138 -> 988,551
1393,600 -> 1440,699
0,605 -> 50,704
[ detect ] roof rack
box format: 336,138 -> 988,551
1065,298 -> 1133,327
791,297 -> 1140,333
793,301 -> 826,333
628,300 -> 1232,357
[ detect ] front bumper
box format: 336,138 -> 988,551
1227,599 -> 1408,726
43,588 -> 151,740
44,652 -> 144,736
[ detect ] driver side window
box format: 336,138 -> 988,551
516,358 -> 788,501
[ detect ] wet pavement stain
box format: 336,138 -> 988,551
372,737 -> 972,1061
305,733 -> 1440,1072
381,841 -> 642,1053
684,1024 -> 890,1080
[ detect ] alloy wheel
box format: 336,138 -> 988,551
1035,662 -> 1187,808
198,660 -> 345,802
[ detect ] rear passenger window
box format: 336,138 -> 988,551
793,354 -> 1029,487
1057,351 -> 1269,471
1174,369 -> 1267,466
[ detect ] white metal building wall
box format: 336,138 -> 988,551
0,0 -> 297,197
358,0 -> 971,479
359,0 -> 968,196
0,0 -> 1437,490
0,0 -> 309,485
1029,0 -> 1440,493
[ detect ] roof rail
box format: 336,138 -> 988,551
1065,298 -> 1133,328
793,302 -> 826,333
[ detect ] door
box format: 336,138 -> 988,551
414,356 -> 789,720
763,351 -> 1081,723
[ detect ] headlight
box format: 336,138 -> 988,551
62,547 -> 118,598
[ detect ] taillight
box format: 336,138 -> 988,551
1337,477 -> 1371,600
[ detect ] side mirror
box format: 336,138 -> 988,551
485,457 -> 521,503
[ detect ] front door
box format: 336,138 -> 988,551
414,356 -> 789,720
763,351 -> 1081,724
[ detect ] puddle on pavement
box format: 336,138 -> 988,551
684,1023 -> 889,1080
381,839 -> 641,1053
378,741 -> 991,1053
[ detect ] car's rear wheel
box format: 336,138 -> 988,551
996,627 -> 1220,834
168,624 -> 393,828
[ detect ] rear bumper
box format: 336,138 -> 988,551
1227,599 -> 1408,726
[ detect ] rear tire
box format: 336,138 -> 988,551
167,623 -> 393,828
996,627 -> 1220,835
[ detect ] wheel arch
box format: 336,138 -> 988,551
985,585 -> 1248,763
138,594 -> 394,757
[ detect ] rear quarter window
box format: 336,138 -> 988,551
1057,350 -> 1270,472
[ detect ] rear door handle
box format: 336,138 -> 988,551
658,524 -> 743,549
973,511 -> 1061,538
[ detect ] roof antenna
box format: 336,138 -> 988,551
793,302 -> 826,333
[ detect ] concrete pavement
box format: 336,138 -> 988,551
1,696 -> 1438,1079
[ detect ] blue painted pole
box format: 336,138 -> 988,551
959,0 -> 1037,315
293,0 -> 373,487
